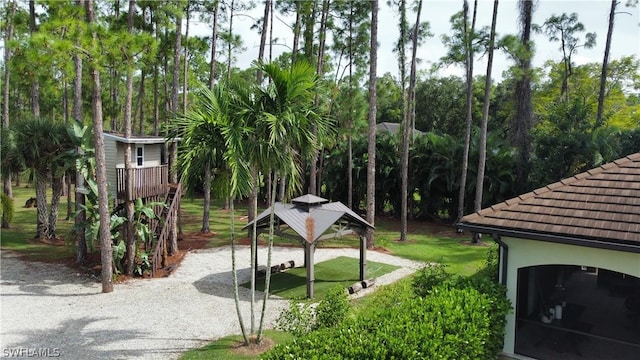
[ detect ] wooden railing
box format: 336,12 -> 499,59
116,165 -> 168,201
150,184 -> 181,277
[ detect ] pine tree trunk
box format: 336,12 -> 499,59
168,5 -> 182,255
124,0 -> 137,276
29,0 -> 40,118
74,0 -> 87,264
183,1 -> 190,115
512,0 -> 533,194
87,0 -> 113,293
256,0 -> 270,84
457,0 -> 477,222
309,0 -> 329,195
2,0 -> 16,218
208,1 -> 219,89
366,0 -> 378,248
596,0 -> 617,128
474,0 -> 499,231
398,0 -> 408,241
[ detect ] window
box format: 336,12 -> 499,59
136,146 -> 144,167
515,265 -> 640,359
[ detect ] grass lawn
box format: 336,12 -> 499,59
244,256 -> 399,300
1,185 -> 75,261
179,330 -> 294,360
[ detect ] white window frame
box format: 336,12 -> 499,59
135,145 -> 144,167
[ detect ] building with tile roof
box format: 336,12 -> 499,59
458,153 -> 640,359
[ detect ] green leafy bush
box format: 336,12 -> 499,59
263,287 -> 500,360
265,248 -> 511,360
0,192 -> 14,225
276,285 -> 351,337
314,285 -> 350,330
275,301 -> 315,337
412,263 -> 450,297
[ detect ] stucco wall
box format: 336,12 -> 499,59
500,237 -> 640,355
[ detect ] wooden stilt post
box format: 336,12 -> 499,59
360,235 -> 366,281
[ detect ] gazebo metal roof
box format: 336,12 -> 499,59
243,194 -> 374,298
245,194 -> 373,244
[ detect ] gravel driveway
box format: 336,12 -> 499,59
0,246 -> 422,359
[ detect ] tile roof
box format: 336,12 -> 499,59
459,153 -> 640,248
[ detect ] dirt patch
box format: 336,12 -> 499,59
24,231 -> 220,281
230,336 -> 276,356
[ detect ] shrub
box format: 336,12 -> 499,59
275,300 -> 315,337
276,285 -> 351,337
0,193 -> 14,225
314,285 -> 350,330
263,287 -> 500,360
412,263 -> 451,297
264,248 -> 511,360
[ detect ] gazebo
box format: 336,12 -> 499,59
244,194 -> 374,298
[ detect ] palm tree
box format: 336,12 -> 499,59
13,118 -> 72,240
175,82 -> 252,345
250,61 -> 330,343
175,61 -> 330,346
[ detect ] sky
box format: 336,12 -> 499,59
192,0 -> 640,82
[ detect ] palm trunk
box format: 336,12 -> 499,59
48,175 -> 64,239
201,160 -> 211,233
250,169 -> 259,334
35,174 -> 49,241
257,170 -> 279,342
230,196 -> 249,345
65,172 -> 72,220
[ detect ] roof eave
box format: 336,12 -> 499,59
104,132 -> 178,144
457,222 -> 640,254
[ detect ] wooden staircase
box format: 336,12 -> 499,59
149,183 -> 181,276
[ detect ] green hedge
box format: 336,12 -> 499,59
263,286 -> 507,360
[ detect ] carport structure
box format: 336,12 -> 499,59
245,194 -> 374,298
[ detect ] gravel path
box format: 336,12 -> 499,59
0,246 -> 423,359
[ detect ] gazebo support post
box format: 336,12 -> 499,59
359,235 -> 366,281
306,242 -> 315,299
